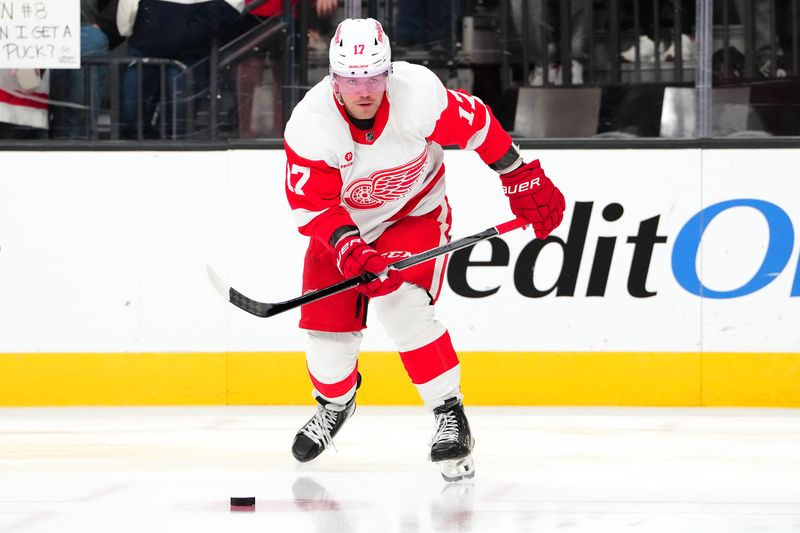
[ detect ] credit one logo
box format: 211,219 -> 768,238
447,199 -> 799,299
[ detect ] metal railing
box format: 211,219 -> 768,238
207,15 -> 289,139
492,0 -> 791,87
76,56 -> 194,141
11,0 -> 800,145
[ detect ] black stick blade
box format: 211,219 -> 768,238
207,265 -> 279,317
229,287 -> 275,317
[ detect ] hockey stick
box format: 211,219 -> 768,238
207,217 -> 529,318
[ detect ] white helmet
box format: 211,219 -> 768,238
329,18 -> 392,78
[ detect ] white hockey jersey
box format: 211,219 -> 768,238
284,61 -> 512,245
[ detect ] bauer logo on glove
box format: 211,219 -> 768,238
500,159 -> 566,240
502,176 -> 541,196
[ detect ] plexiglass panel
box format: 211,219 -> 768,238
1,0 -> 798,142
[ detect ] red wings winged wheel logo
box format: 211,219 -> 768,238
343,148 -> 429,209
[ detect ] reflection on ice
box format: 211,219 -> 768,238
0,406 -> 798,532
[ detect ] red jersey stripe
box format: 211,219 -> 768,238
0,88 -> 48,110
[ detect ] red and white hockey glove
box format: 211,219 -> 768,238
335,235 -> 404,298
500,160 -> 566,239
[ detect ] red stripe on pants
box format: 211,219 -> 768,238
308,363 -> 359,399
399,331 -> 459,385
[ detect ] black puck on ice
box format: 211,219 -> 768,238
230,496 -> 256,511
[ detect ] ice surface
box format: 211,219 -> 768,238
0,406 -> 799,532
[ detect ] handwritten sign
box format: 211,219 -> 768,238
0,0 -> 79,68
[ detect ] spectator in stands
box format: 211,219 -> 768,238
620,0 -> 784,79
313,0 -> 337,18
225,0 -> 336,138
0,69 -> 49,140
116,0 -> 244,138
223,0 -> 292,138
732,0 -> 785,78
510,0 -> 588,86
620,0 -> 695,64
307,0 -> 336,51
394,0 -> 457,56
50,0 -> 124,139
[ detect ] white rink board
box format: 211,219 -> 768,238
0,149 -> 798,353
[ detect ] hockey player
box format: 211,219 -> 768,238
283,18 -> 565,481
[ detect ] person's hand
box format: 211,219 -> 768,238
315,0 -> 337,17
500,160 -> 566,239
335,235 -> 404,297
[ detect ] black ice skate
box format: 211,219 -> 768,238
429,397 -> 476,482
291,374 -> 360,462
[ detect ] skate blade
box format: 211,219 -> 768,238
437,454 -> 475,482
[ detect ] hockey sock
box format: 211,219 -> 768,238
306,330 -> 362,404
399,331 -> 462,410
